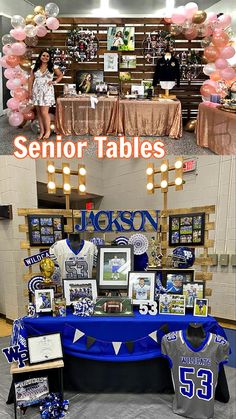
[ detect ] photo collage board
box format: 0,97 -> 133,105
169,212 -> 205,246
28,215 -> 65,247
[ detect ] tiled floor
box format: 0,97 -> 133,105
0,115 -> 214,156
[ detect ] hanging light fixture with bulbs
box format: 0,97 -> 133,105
146,157 -> 184,194
47,161 -> 87,199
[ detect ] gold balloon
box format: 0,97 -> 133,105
39,258 -> 55,284
185,119 -> 197,132
192,11 -> 207,24
34,5 -> 45,15
19,57 -> 32,72
25,14 -> 35,25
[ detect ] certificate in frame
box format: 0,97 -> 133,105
27,333 -> 63,365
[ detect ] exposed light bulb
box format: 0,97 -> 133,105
175,160 -> 183,169
47,164 -> 55,174
79,184 -> 86,193
146,167 -> 154,175
63,183 -> 71,192
161,180 -> 168,188
79,167 -> 87,176
147,182 -> 154,191
160,163 -> 168,172
63,166 -> 70,175
175,177 -> 183,186
47,181 -> 56,190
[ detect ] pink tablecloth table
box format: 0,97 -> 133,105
118,98 -> 182,138
196,103 -> 236,155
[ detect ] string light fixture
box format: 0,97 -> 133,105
146,157 -> 184,194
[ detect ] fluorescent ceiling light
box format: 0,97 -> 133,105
92,0 -> 119,17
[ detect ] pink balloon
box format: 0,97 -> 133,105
185,2 -> 198,19
4,68 -> 16,79
46,17 -> 60,30
203,79 -> 218,88
2,44 -> 13,55
0,56 -> 11,68
7,97 -> 20,110
206,12 -> 217,23
215,58 -> 228,69
220,46 -> 235,59
172,14 -> 186,25
10,28 -> 26,41
8,111 -> 24,127
13,87 -> 29,101
36,25 -> 48,37
185,27 -> 198,40
6,78 -> 22,90
20,75 -> 28,85
200,84 -> 217,97
212,30 -> 229,48
11,42 -> 26,56
220,67 -> 236,80
217,14 -> 232,29
23,110 -> 35,121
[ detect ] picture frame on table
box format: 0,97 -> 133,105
169,212 -> 205,246
76,70 -> 104,94
131,84 -> 145,96
34,289 -> 54,313
183,281 -> 205,309
63,278 -> 98,306
128,271 -> 155,305
141,80 -> 154,96
165,269 -> 195,294
97,245 -> 133,290
14,377 -> 49,407
28,215 -> 64,247
27,333 -> 63,365
107,83 -> 119,96
159,294 -> 185,315
93,297 -> 133,316
194,298 -> 208,317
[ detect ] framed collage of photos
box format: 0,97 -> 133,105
97,246 -> 133,289
63,278 -> 97,306
169,212 -> 205,246
28,215 -> 64,247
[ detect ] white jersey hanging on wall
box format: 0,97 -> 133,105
49,239 -> 97,281
161,330 -> 229,419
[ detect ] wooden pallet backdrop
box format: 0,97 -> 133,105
32,17 -> 206,121
18,206 -> 214,301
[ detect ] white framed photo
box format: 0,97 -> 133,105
194,298 -> 208,317
128,272 -> 155,305
104,53 -> 118,72
27,333 -> 63,364
131,85 -> 144,96
34,289 -> 54,313
97,245 -> 133,289
63,278 -> 97,305
159,294 -> 185,315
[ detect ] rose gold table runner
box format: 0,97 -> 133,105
196,103 -> 236,155
56,96 -> 118,136
118,99 -> 182,138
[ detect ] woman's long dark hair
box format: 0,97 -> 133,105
33,50 -> 54,73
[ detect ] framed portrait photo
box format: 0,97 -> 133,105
194,298 -> 208,317
76,70 -> 104,94
63,278 -> 97,306
165,269 -> 195,294
169,213 -> 205,246
97,245 -> 133,289
128,272 -> 155,305
107,26 -> 135,51
35,289 -> 54,313
104,53 -> 118,72
183,281 -> 205,309
27,333 -> 63,365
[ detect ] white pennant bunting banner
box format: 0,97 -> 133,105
73,329 -> 85,343
112,341 -> 122,355
148,331 -> 158,343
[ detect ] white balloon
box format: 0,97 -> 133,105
45,3 -> 59,17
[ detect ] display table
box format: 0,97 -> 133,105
55,97 -> 183,138
23,311 -> 224,362
9,312 -> 229,396
56,96 -> 118,136
118,99 -> 183,138
196,103 -> 236,154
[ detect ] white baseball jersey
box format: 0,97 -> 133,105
134,284 -> 150,300
49,239 -> 97,281
161,330 -> 229,419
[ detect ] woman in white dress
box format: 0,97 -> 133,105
28,50 -> 63,140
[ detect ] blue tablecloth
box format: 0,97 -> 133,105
22,311 -> 225,362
